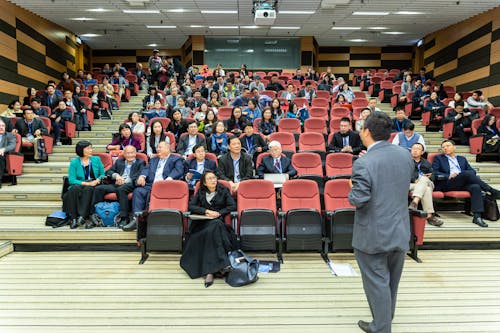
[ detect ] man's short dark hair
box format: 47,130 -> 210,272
364,111 -> 392,141
403,122 -> 415,131
411,142 -> 425,151
23,108 -> 33,115
192,143 -> 205,153
394,106 -> 404,113
455,101 -> 465,108
206,76 -> 215,82
473,90 -> 482,96
305,81 -> 312,87
228,136 -> 240,144
31,97 -> 42,104
441,139 -> 455,146
340,117 -> 351,124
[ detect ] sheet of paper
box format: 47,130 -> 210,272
328,262 -> 358,277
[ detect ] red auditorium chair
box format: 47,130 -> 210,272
261,90 -> 277,99
291,152 -> 324,185
324,179 -> 355,251
165,132 -> 176,151
93,152 -> 113,171
367,76 -> 382,97
150,117 -> 171,130
269,132 -> 296,158
5,133 -> 24,185
351,98 -> 368,109
303,118 -> 327,135
309,107 -> 328,121
378,80 -> 394,103
292,97 -> 309,107
325,153 -> 353,179
298,132 -> 326,160
315,90 -> 330,99
236,180 -> 279,259
133,133 -> 146,152
253,118 -> 262,133
442,107 -> 473,140
103,152 -> 149,202
329,118 -> 343,133
137,180 -> 189,264
469,118 -> 498,162
443,86 -> 456,98
311,98 -> 329,109
352,107 -> 364,121
352,69 -> 364,86
280,179 -> 324,253
353,91 -> 366,99
278,118 -> 301,135
489,107 -> 500,118
391,85 -> 402,108
330,106 -> 350,120
217,106 -> 232,120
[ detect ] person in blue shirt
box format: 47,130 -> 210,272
392,107 -> 412,133
286,102 -> 309,125
242,98 -> 262,123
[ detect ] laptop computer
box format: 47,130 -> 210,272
263,173 -> 289,187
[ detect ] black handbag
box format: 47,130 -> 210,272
482,194 -> 499,221
225,250 -> 259,287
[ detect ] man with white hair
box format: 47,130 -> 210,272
256,141 -> 296,178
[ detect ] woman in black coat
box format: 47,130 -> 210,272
478,114 -> 500,157
180,171 -> 237,287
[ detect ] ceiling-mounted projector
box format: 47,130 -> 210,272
254,8 -> 276,25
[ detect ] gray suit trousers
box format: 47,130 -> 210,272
355,249 -> 406,333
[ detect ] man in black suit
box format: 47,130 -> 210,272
42,84 -> 62,109
14,108 -> 48,162
123,141 -> 185,231
327,117 -> 364,155
266,75 -> 285,92
63,89 -> 89,131
185,144 -> 217,189
240,123 -> 268,163
176,122 -> 207,157
142,86 -> 162,110
188,91 -> 206,110
0,119 -> 17,188
256,141 -> 296,178
444,101 -> 478,145
216,136 -> 253,192
92,145 -> 146,227
200,76 -> 215,99
432,139 -> 500,227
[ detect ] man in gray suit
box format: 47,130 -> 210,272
348,112 -> 414,333
0,119 -> 17,188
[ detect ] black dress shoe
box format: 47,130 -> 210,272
76,216 -> 85,227
34,159 -> 42,164
204,274 -> 214,288
70,218 -> 79,229
122,218 -> 137,231
358,320 -> 373,333
473,216 -> 488,227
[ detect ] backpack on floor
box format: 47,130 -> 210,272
95,202 -> 120,227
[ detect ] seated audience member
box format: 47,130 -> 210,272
231,87 -> 251,107
256,140 -> 296,178
216,136 -> 253,192
477,114 -> 500,159
23,88 -> 38,106
200,109 -> 216,136
366,97 -> 381,113
209,121 -> 229,157
432,140 -> 500,227
305,68 -> 319,81
102,63 -> 113,77
239,64 -> 248,78
338,83 -> 355,103
249,75 -> 265,92
240,123 -> 267,163
110,71 -> 129,100
63,141 -> 105,229
266,75 -> 285,92
332,77 -> 345,93
259,107 -> 277,140
142,86 -> 162,110
233,76 -> 246,95
322,66 -> 335,80
317,77 -> 332,92
30,98 -> 48,118
467,90 -> 494,111
123,141 -> 184,231
412,83 -> 431,109
293,68 -> 305,84
63,89 -> 89,131
286,102 -> 309,125
57,72 -> 80,93
106,124 -> 142,152
189,91 -> 206,109
0,119 -> 16,188
74,86 -> 85,98
280,84 -> 297,101
43,84 -> 62,109
165,87 -> 182,107
444,101 -> 478,145
251,88 -> 272,109
225,106 -> 249,136
2,100 -> 21,118
15,108 -> 48,163
193,102 -> 209,122
126,112 -> 145,134
433,83 -> 448,101
88,85 -> 105,117
172,97 -> 191,118
93,145 -> 146,228
185,144 -> 217,189
392,122 -> 426,151
408,143 -> 444,226
355,108 -> 372,132
101,77 -> 117,107
335,94 -> 351,109
399,74 -> 415,105
223,81 -> 238,100
327,117 -> 364,155
146,119 -> 169,158
168,110 -> 188,142
392,107 -> 412,132
269,98 -> 284,124
448,92 -> 469,109
297,81 -> 317,104
143,100 -> 167,121
416,67 -> 432,82
50,101 -> 73,145
177,122 -> 207,157
208,90 -> 223,108
180,170 -> 237,288
424,91 -> 447,128
242,98 -> 262,123
83,73 -> 97,90
200,76 -> 215,100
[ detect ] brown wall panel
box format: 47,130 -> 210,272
0,31 -> 17,61
491,39 -> 500,64
318,53 -> 349,61
349,60 -> 381,68
457,33 -> 491,58
433,60 -> 457,77
46,56 -> 67,73
381,53 -> 412,61
444,66 -> 490,88
17,63 -> 52,85
350,46 -> 381,54
16,30 -> 45,55
92,56 -> 138,64
0,79 -> 25,98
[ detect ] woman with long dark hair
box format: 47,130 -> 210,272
478,114 -> 500,158
146,119 -> 169,157
225,106 -> 249,136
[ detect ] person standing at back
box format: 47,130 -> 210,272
348,112 -> 414,333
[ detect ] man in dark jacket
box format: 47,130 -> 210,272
256,140 -> 296,178
444,101 -> 478,145
14,108 -> 48,162
216,136 -> 253,192
327,117 -> 364,155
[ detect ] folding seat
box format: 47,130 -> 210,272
329,118 -> 342,133
391,85 -> 402,108
324,179 -> 355,251
325,153 -> 353,179
261,90 -> 277,99
164,132 -> 176,151
330,106 -> 350,120
291,152 -> 324,188
352,69 -> 364,86
253,118 -> 262,133
5,133 -> 23,185
443,86 -> 455,98
367,76 -> 383,97
352,107 -> 364,121
268,71 -> 280,77
389,69 -> 400,76
78,96 -> 94,126
378,80 -> 394,103
93,152 -> 113,171
469,119 -> 494,162
311,98 -> 329,109
137,180 -> 189,264
377,68 -> 388,74
309,107 -> 328,121
351,98 -> 368,109
217,106 -> 232,120
442,107 -> 473,140
303,118 -> 327,135
280,179 -> 324,252
298,132 -> 326,160
489,107 -> 500,118
19,123 -> 54,157
315,90 -> 330,99
133,133 -> 146,152
292,97 -> 309,107
269,132 -> 296,158
236,180 -> 279,257
278,118 -> 301,135
404,92 -> 415,117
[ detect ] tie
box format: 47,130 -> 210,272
274,159 -> 281,173
343,136 -> 348,147
233,159 -> 240,183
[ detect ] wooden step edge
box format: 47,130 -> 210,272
0,241 -> 13,258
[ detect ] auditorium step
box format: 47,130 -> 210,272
16,174 -> 64,185
0,185 -> 61,201
0,202 -> 61,216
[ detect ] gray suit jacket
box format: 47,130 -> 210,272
348,141 -> 413,254
0,132 -> 16,153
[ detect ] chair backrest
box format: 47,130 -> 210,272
93,152 -> 113,171
353,91 -> 366,99
324,179 -> 354,211
39,117 -> 51,132
79,96 -> 92,109
315,90 -> 330,99
268,132 -> 296,153
13,133 -> 22,152
351,98 -> 368,108
278,118 -> 301,134
261,90 -> 277,99
133,132 -> 146,152
237,180 -> 277,218
471,118 -> 482,135
309,107 -> 328,121
331,106 -> 351,119
329,118 -> 343,133
149,180 -> 189,212
281,179 -> 321,213
311,98 -> 329,108
380,81 -> 393,89
151,117 -> 171,130
298,132 -> 326,152
325,153 -> 353,177
291,152 -> 323,177
426,152 -> 440,164
489,107 -> 500,118
217,106 -> 233,120
292,97 -> 309,107
303,118 -> 327,134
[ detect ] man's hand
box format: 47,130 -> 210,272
34,129 -> 41,136
205,210 -> 221,218
137,176 -> 146,186
115,175 -> 125,185
449,172 -> 459,179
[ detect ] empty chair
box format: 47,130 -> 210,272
351,98 -> 368,109
137,180 -> 189,264
378,81 -> 394,103
280,179 -> 324,252
303,118 -> 327,135
311,98 -> 329,109
330,106 -> 350,119
5,133 -> 23,185
261,90 -> 277,99
292,97 -> 309,107
298,132 -> 326,159
324,179 -> 355,251
315,90 -> 330,99
291,152 -> 324,186
217,106 -> 233,120
325,153 -> 353,179
309,107 -> 328,121
236,180 -> 279,257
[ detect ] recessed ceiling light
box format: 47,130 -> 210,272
270,26 -> 301,30
352,11 -> 389,15
331,27 -> 361,30
209,26 -> 239,29
349,39 -> 367,42
69,17 -> 96,21
382,31 -> 405,35
166,9 -> 187,13
201,10 -> 238,14
369,27 -> 388,30
245,49 -> 255,53
240,25 -> 260,29
147,44 -> 158,47
146,25 -> 177,28
86,8 -> 111,12
278,10 -> 315,14
123,9 -> 160,14
394,11 -> 424,15
80,34 -> 101,37
189,25 -> 204,28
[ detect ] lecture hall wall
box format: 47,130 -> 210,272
0,0 -> 83,109
423,6 -> 500,105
